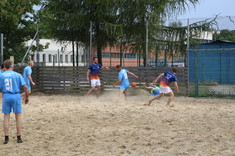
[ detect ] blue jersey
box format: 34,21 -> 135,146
160,72 -> 177,87
0,70 -> 26,94
23,66 -> 32,86
118,69 -> 130,87
151,85 -> 160,96
88,63 -> 102,80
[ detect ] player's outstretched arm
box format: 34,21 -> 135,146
128,72 -> 139,79
23,85 -> 29,104
153,73 -> 164,83
113,80 -> 121,87
142,85 -> 153,90
101,66 -> 110,70
86,70 -> 91,81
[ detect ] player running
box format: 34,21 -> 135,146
148,67 -> 179,106
0,60 -> 29,144
86,57 -> 109,98
113,65 -> 139,98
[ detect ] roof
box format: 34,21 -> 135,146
203,40 -> 235,45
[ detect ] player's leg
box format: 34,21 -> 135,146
148,93 -> 164,105
86,80 -> 96,96
3,113 -> 10,144
13,94 -> 23,143
166,91 -> 174,107
2,94 -> 11,144
15,113 -> 23,143
96,79 -> 101,98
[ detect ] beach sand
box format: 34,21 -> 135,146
0,89 -> 235,156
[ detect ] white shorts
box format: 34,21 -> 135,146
90,79 -> 101,87
160,85 -> 172,94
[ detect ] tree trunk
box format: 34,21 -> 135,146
76,42 -> 79,67
72,41 -> 75,67
95,23 -> 102,65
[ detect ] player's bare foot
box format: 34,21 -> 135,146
166,104 -> 175,107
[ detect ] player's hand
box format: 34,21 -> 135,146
113,84 -> 116,88
135,75 -> 139,79
25,97 -> 29,104
32,82 -> 36,86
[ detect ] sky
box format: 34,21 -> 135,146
177,0 -> 235,19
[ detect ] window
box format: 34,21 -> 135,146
125,53 -> 137,59
110,53 -> 120,58
49,54 -> 52,63
54,54 -> 57,63
36,53 -> 40,62
81,55 -> 85,63
65,55 -> 68,63
60,54 -> 63,63
102,52 -> 110,58
43,54 -> 46,62
70,55 -> 73,63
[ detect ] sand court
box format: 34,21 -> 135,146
0,90 -> 235,156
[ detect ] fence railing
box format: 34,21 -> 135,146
15,66 -> 188,95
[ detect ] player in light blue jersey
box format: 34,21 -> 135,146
143,83 -> 160,96
113,65 -> 139,98
0,60 -> 29,144
23,61 -> 35,93
22,61 -> 35,102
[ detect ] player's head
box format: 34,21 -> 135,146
172,67 -> 178,74
4,59 -> 14,70
93,57 -> 98,64
28,60 -> 34,67
115,65 -> 122,71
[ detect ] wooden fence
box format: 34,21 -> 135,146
15,67 -> 188,95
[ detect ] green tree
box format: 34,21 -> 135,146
0,0 -> 40,64
217,29 -> 235,41
40,0 -> 201,66
41,0 -> 120,65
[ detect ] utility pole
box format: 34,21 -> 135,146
36,24 -> 40,66
89,21 -> 92,64
145,11 -> 149,67
0,33 -> 3,65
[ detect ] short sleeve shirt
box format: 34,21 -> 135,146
23,66 -> 32,85
0,70 -> 26,93
160,72 -> 177,87
118,69 -> 130,87
88,63 -> 102,80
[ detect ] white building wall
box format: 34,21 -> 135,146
27,39 -> 86,66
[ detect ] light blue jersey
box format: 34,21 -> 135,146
23,66 -> 32,90
0,70 -> 26,113
118,69 -> 130,90
151,85 -> 160,96
0,70 -> 26,94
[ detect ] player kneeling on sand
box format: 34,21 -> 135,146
143,83 -> 161,97
113,65 -> 138,99
148,67 -> 179,107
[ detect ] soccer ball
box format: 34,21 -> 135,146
131,82 -> 137,87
